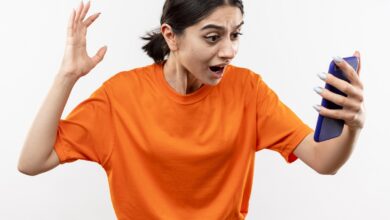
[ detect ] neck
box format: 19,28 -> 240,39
162,56 -> 203,95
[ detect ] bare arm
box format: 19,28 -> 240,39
18,1 -> 107,176
18,74 -> 78,175
294,127 -> 361,175
294,51 -> 365,175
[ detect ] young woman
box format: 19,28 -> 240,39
18,0 -> 365,219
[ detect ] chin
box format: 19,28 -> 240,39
204,77 -> 222,86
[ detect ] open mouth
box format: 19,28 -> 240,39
209,65 -> 225,73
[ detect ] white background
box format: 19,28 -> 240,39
1,0 -> 389,219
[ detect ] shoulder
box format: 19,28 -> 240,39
223,64 -> 264,90
100,63 -> 159,94
105,63 -> 157,85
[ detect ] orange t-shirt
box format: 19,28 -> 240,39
54,63 -> 313,220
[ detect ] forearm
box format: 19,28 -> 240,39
18,72 -> 78,172
315,125 -> 361,174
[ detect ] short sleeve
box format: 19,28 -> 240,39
255,76 -> 313,163
53,84 -> 114,166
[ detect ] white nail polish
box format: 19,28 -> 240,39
333,56 -> 343,63
313,105 -> 321,112
317,72 -> 327,80
313,87 -> 324,94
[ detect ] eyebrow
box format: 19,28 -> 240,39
200,21 -> 244,31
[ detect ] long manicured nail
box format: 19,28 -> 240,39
313,105 -> 321,112
314,86 -> 324,94
317,72 -> 327,80
333,56 -> 343,64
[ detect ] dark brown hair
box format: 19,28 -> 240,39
141,0 -> 244,63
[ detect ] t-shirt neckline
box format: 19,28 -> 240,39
155,62 -> 214,105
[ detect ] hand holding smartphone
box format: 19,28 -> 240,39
314,56 -> 359,142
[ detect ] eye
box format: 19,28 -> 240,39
205,35 -> 220,43
231,32 -> 243,40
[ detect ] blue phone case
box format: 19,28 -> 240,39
314,56 -> 359,142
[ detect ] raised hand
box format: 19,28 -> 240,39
59,1 -> 107,79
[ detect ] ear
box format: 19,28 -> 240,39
161,23 -> 178,51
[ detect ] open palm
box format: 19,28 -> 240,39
59,1 -> 107,79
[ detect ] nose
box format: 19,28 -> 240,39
218,39 -> 237,60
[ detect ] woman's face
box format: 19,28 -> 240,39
174,6 -> 244,85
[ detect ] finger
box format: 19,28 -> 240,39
318,72 -> 363,100
79,0 -> 91,22
333,56 -> 361,87
314,87 -> 362,111
91,46 -> 108,66
329,73 -> 364,100
74,1 -> 84,25
353,50 -> 362,76
84,12 -> 101,27
67,9 -> 76,36
313,106 -> 347,121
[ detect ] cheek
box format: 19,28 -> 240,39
182,38 -> 215,61
190,47 -> 212,62
233,42 -> 239,54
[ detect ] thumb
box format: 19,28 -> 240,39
91,46 -> 108,67
353,50 -> 361,75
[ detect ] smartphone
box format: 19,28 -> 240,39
314,56 -> 359,142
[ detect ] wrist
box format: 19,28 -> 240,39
55,71 -> 79,86
345,125 -> 362,138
